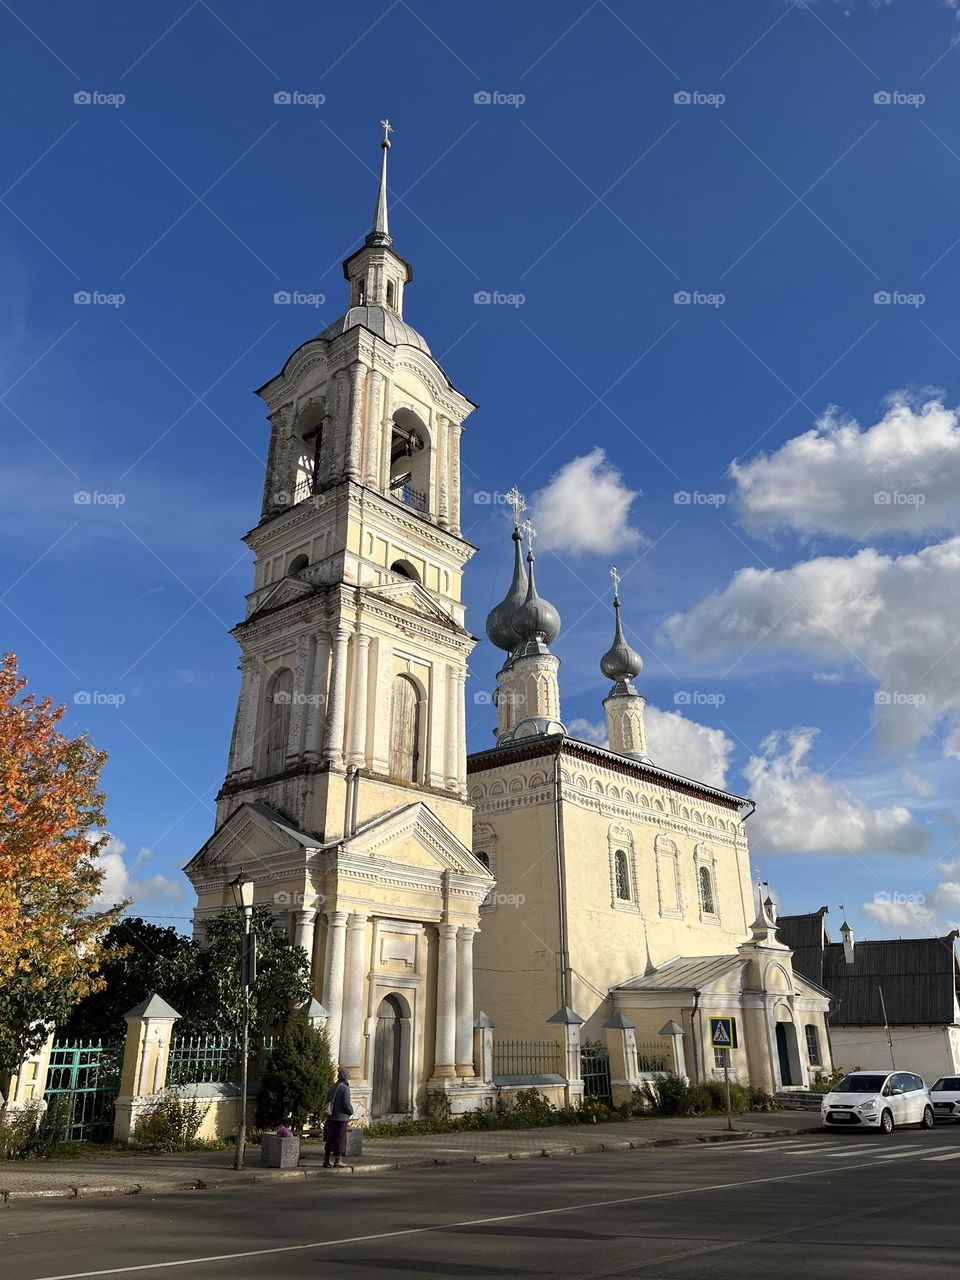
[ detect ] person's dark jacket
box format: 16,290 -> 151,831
326,1080 -> 354,1122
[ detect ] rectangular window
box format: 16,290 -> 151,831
804,1024 -> 821,1066
714,1047 -> 730,1068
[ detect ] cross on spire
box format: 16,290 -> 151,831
380,118 -> 393,147
505,486 -> 526,529
522,518 -> 537,552
610,565 -> 621,599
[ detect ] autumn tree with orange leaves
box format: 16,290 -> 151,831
0,653 -> 124,1086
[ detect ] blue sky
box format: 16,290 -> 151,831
4,0 -> 960,939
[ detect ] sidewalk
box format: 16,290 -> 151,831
0,1111 -> 821,1203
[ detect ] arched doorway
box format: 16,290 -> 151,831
372,995 -> 404,1117
775,1020 -> 802,1087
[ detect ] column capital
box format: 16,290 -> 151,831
456,924 -> 477,940
438,921 -> 459,941
348,911 -> 369,928
325,909 -> 350,927
294,907 -> 317,925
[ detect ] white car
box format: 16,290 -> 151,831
930,1075 -> 960,1122
821,1070 -> 934,1134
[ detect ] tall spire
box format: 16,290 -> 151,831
367,118 -> 393,247
601,566 -> 650,763
485,489 -> 529,653
600,566 -> 643,694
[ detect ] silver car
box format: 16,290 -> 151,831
821,1070 -> 934,1134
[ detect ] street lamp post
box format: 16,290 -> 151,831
230,870 -> 255,1170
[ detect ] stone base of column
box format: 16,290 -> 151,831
338,1081 -> 371,1123
454,1063 -> 475,1078
428,1064 -> 458,1084
426,1077 -> 496,1115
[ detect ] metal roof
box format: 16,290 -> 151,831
317,305 -> 431,354
613,954 -> 743,993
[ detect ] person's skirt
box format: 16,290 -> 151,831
323,1118 -> 349,1155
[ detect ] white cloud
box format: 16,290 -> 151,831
665,536 -> 960,756
530,449 -> 646,557
567,707 -> 734,789
92,836 -> 185,911
903,769 -> 937,799
743,728 -> 929,856
861,896 -> 936,932
732,396 -> 960,538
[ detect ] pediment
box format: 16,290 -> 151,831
368,580 -> 460,630
250,576 -> 315,617
342,802 -> 492,879
184,801 -> 319,874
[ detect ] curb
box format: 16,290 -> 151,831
0,1125 -> 813,1204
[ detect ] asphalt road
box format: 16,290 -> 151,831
4,1123 -> 960,1280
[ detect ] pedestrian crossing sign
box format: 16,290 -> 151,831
710,1017 -> 737,1049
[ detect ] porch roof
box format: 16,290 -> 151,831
612,954 -> 742,994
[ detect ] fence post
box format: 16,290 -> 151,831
113,993 -> 181,1143
474,1011 -> 495,1084
2,1028 -> 55,1114
546,1006 -> 584,1107
658,1019 -> 687,1079
303,997 -> 330,1031
604,1012 -> 639,1106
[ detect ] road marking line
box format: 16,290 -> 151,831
875,1150 -> 924,1160
924,1150 -> 960,1161
31,1155 -> 913,1280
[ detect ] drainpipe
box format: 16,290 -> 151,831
553,749 -> 570,1010
691,988 -> 702,1083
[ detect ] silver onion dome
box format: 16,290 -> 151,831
485,527 -> 529,651
600,594 -> 643,689
512,551 -> 561,651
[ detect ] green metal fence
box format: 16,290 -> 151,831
43,1041 -> 122,1142
636,1040 -> 670,1073
166,1034 -> 275,1087
580,1043 -> 612,1103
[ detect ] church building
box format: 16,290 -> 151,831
186,124 -> 832,1112
185,124 -> 494,1120
469,513 -> 834,1094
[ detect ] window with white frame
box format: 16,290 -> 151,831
655,835 -> 682,917
614,849 -> 630,900
608,826 -> 640,912
805,1024 -> 822,1066
694,844 -> 719,921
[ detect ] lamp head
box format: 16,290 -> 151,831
229,869 -> 254,913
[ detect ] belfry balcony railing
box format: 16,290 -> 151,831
392,480 -> 428,513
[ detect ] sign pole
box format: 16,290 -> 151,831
724,1053 -> 733,1131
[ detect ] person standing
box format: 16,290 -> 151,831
323,1068 -> 354,1168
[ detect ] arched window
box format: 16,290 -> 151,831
390,559 -> 420,583
805,1025 -> 822,1067
389,674 -> 422,783
389,410 -> 429,514
614,849 -> 630,901
698,864 -> 715,915
288,553 -> 309,576
475,851 -> 490,870
263,668 -> 293,775
386,280 -> 396,308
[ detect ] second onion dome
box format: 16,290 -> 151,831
600,589 -> 643,693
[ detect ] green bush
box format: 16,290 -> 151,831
133,1090 -> 207,1152
0,1097 -> 71,1160
641,1072 -> 691,1116
809,1067 -> 845,1094
748,1086 -> 781,1112
510,1088 -> 555,1124
257,1018 -> 334,1132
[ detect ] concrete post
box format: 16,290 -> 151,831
603,1012 -> 639,1107
2,1028 -> 55,1113
658,1019 -> 687,1079
547,1005 -> 584,1107
113,994 -> 181,1143
474,1011 -> 495,1085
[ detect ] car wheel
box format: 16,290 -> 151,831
922,1106 -> 934,1130
880,1109 -> 895,1134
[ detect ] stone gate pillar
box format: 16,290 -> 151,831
113,993 -> 181,1143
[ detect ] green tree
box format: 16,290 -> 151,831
257,1017 -> 334,1131
61,918 -> 202,1042
190,906 -> 312,1040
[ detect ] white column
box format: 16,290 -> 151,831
287,633 -> 310,760
346,363 -> 366,480
293,908 -> 317,975
339,913 -> 369,1075
455,926 -> 476,1077
236,657 -> 263,777
321,911 -> 349,1064
323,628 -> 351,766
448,421 -> 461,536
436,414 -> 449,529
363,369 -> 383,484
433,922 -> 458,1079
318,410 -> 334,488
444,666 -> 459,790
332,369 -> 350,480
460,668 -> 469,782
346,633 -> 371,768
379,382 -> 393,494
303,632 -> 330,761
